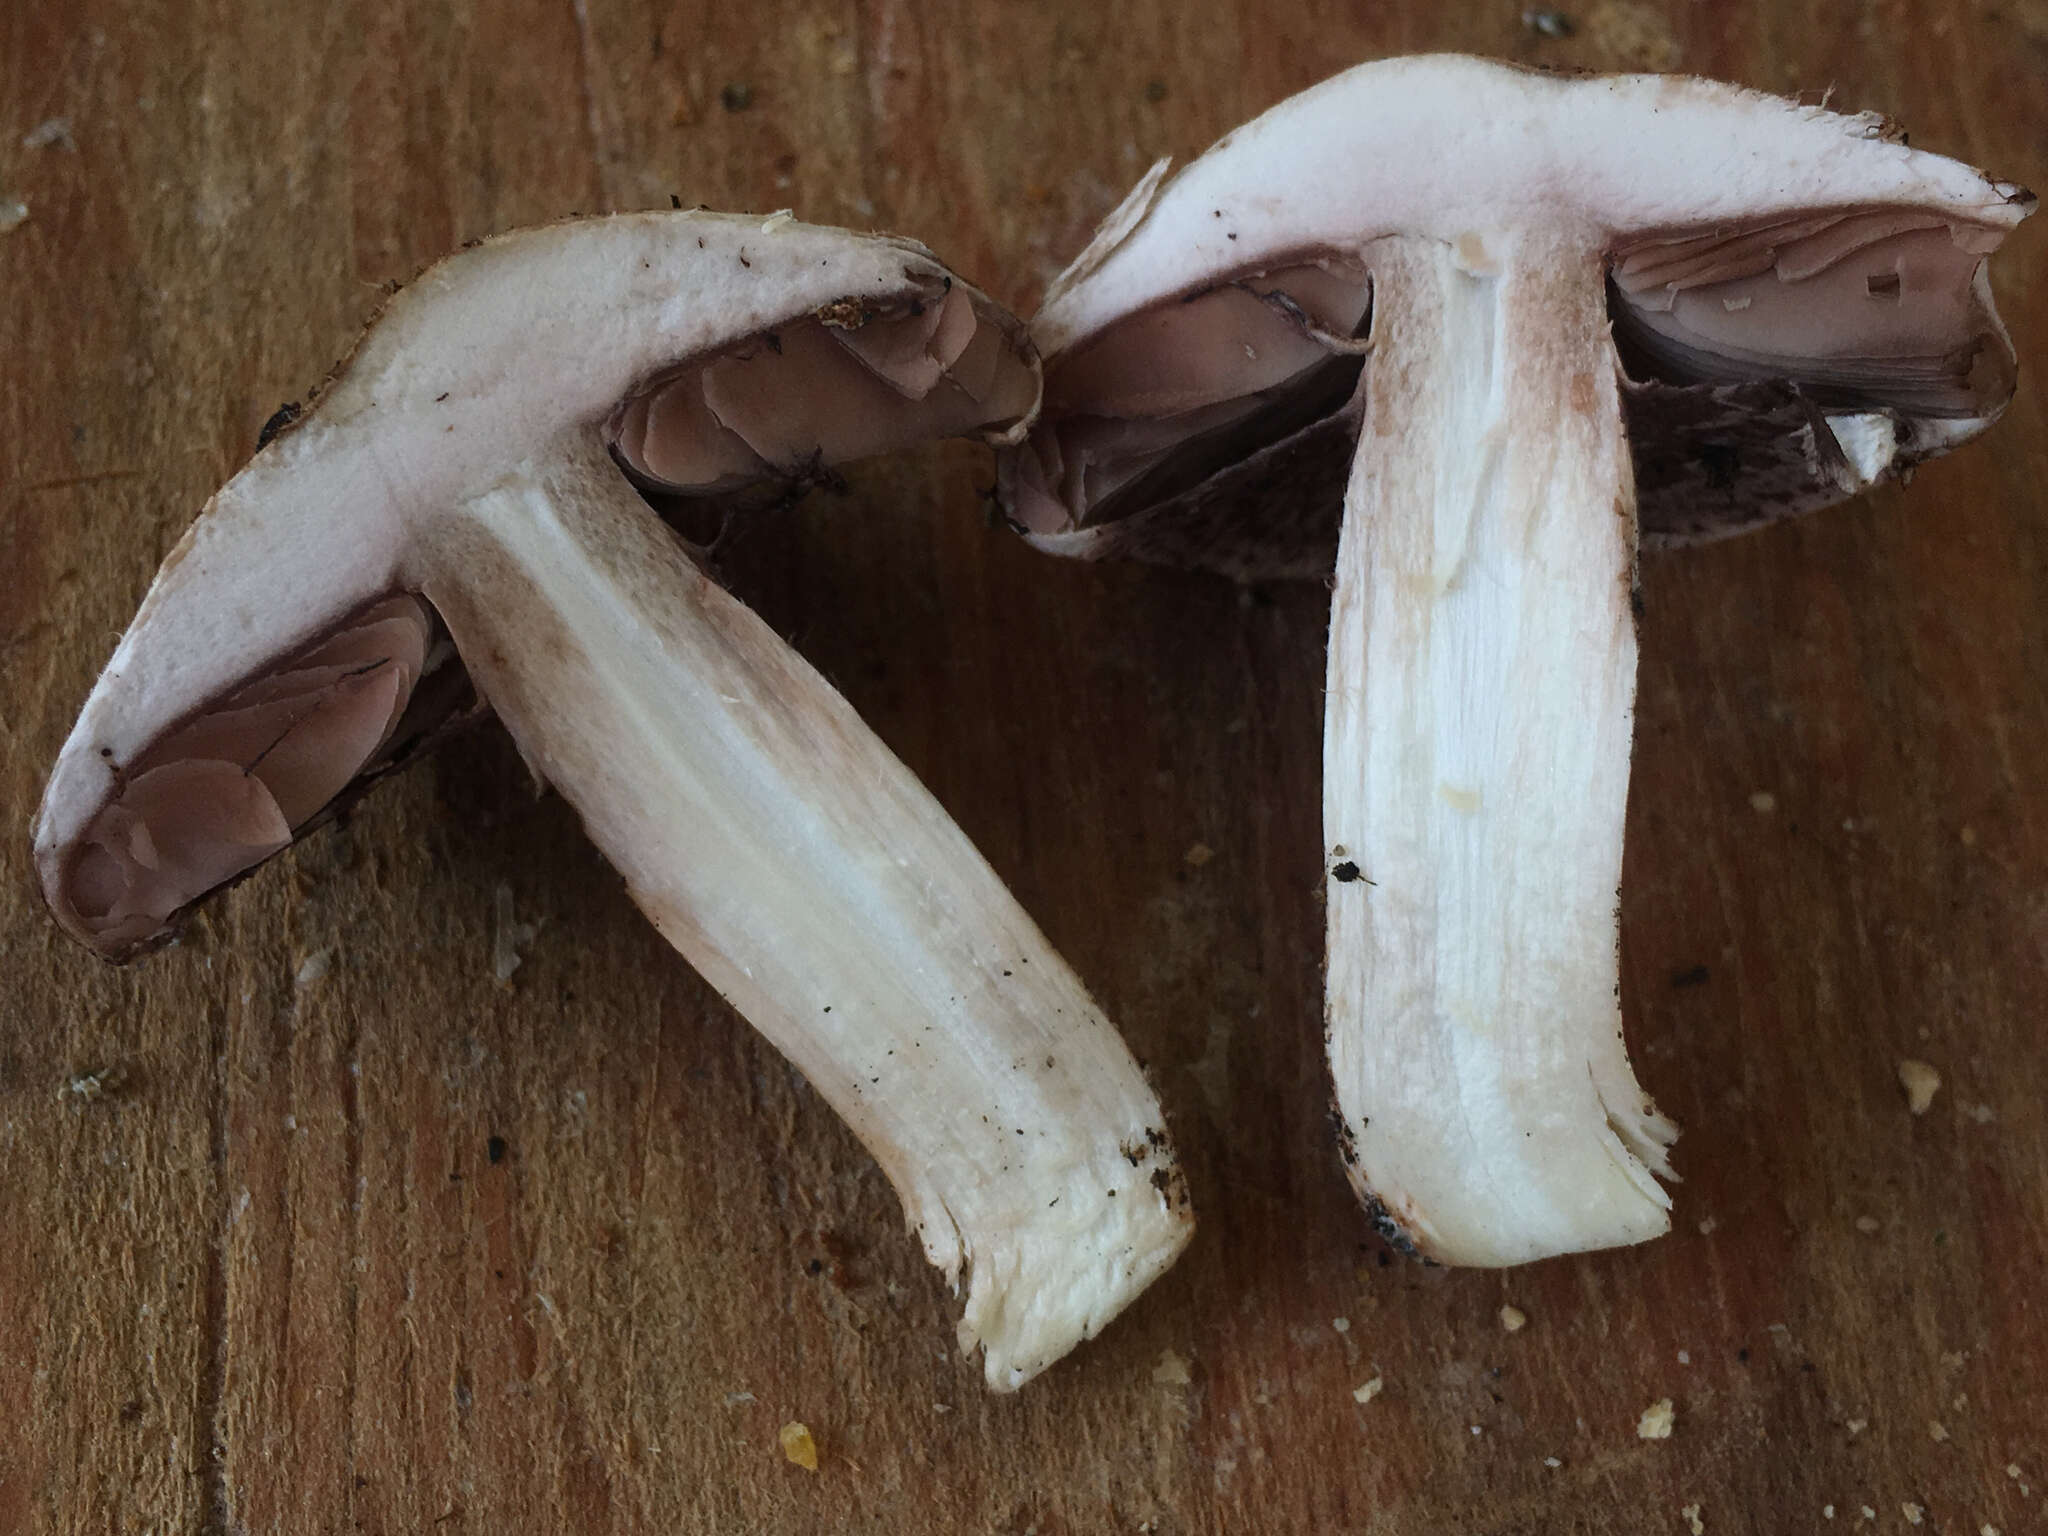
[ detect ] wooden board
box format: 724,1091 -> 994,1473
2,2 -> 2044,1531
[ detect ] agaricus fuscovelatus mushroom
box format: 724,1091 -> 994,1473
999,57 -> 2032,1266
34,211 -> 1191,1387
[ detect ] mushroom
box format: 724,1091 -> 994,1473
999,57 -> 2032,1265
34,210 -> 1192,1387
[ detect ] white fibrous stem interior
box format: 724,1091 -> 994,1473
612,284 -> 1039,492
421,434 -> 1188,1386
1322,231 -> 1674,1265
62,596 -> 434,948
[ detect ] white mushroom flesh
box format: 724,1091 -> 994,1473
424,433 -> 1188,1383
1323,230 -> 1673,1260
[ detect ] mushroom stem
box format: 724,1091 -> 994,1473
1325,232 -> 1674,1265
422,433 -> 1189,1386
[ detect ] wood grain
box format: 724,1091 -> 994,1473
2,2 -> 2044,1531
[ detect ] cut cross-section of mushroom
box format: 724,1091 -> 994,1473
1000,56 -> 2033,1265
35,211 -> 1190,1387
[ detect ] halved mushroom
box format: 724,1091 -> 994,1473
999,57 -> 2033,1265
35,211 -> 1190,1387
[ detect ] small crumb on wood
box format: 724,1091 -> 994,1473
1499,1304 -> 1527,1333
1682,1502 -> 1705,1534
1981,1524 -> 2000,1535
1902,1505 -> 1924,1527
295,948 -> 333,987
21,118 -> 75,158
1823,1507 -> 1835,1521
1846,1418 -> 1868,1436
1967,1102 -> 1996,1124
1677,1350 -> 1691,1365
59,1069 -> 117,1102
1152,1348 -> 1191,1386
1855,1215 -> 1882,1234
1331,1317 -> 1350,1334
1860,1508 -> 1876,1523
1930,1421 -> 1949,1442
1183,842 -> 1214,867
1959,824 -> 1978,847
1898,1059 -> 1942,1115
1522,7 -> 1575,35
22,117 -> 75,151
1637,1398 -> 1675,1440
778,1421 -> 818,1471
2008,1464 -> 2023,1479
1543,1456 -> 1563,1468
1697,1216 -> 1718,1236
493,884 -> 539,983
1748,790 -> 1778,813
0,198 -> 26,233
1352,1376 -> 1383,1404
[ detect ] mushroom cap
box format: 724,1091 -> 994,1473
1034,55 -> 2031,357
1007,56 -> 2032,572
36,211 -> 1039,955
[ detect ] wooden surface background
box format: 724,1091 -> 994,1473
3,2 -> 2045,1532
